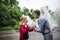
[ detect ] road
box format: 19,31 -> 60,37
0,31 -> 60,40
28,31 -> 60,40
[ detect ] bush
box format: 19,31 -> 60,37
0,24 -> 19,31
0,26 -> 14,31
0,5 -> 20,27
0,0 -> 21,30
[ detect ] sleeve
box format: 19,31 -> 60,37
35,25 -> 43,33
28,27 -> 34,32
20,25 -> 26,34
35,19 -> 44,33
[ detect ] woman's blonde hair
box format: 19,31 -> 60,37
20,15 -> 28,23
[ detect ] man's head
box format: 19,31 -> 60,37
33,10 -> 40,18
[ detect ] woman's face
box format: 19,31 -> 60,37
24,17 -> 28,23
22,17 -> 25,22
22,17 -> 28,23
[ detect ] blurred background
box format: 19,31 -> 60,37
0,0 -> 60,40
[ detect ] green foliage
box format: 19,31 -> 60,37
22,7 -> 34,19
0,26 -> 14,31
0,0 -> 34,30
0,0 -> 21,30
14,25 -> 19,30
0,5 -> 21,27
22,7 -> 29,15
28,13 -> 34,19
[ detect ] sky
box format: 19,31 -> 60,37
17,0 -> 59,11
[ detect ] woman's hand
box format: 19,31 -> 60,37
32,25 -> 36,29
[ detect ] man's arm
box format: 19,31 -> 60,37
35,27 -> 42,33
35,18 -> 45,33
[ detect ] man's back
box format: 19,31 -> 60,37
35,16 -> 51,34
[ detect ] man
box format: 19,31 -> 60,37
33,10 -> 53,40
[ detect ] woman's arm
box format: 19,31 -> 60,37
27,26 -> 34,32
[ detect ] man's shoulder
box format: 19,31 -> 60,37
38,16 -> 46,21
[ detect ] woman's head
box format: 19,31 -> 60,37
21,16 -> 28,23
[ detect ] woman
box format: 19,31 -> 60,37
20,16 -> 34,40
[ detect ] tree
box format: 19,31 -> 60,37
22,7 -> 29,15
0,0 -> 21,30
22,7 -> 34,19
